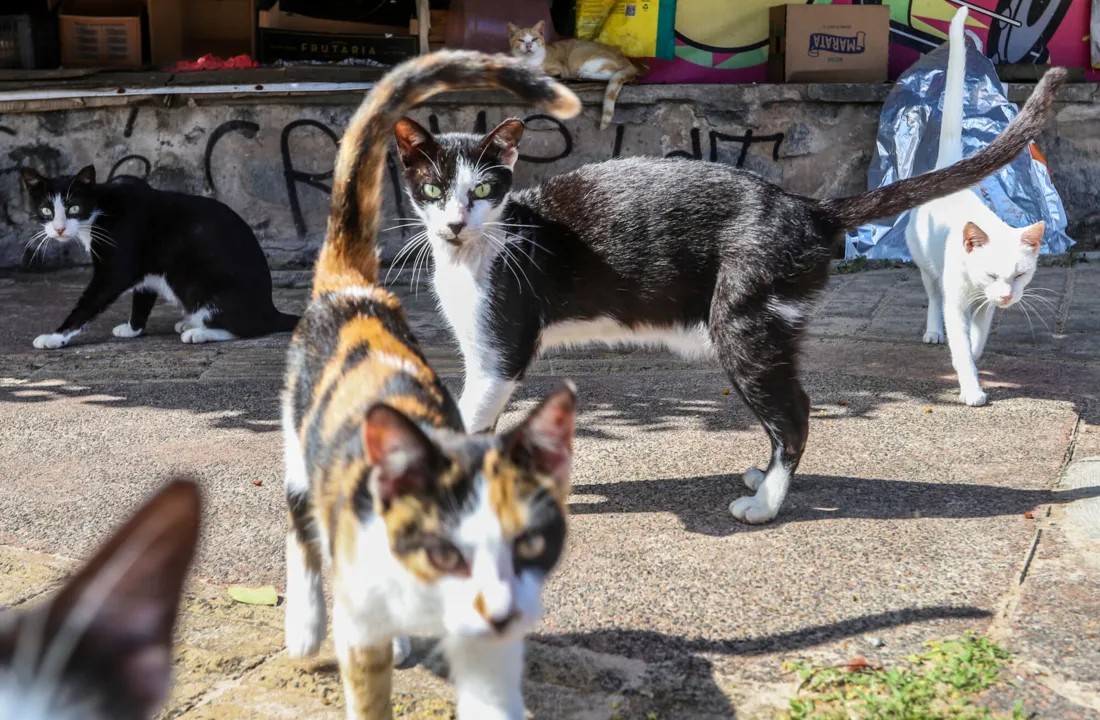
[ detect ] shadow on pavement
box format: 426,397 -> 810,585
570,473 -> 1100,536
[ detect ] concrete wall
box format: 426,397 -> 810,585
2,82 -> 1098,270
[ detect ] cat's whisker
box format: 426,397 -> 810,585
482,232 -> 526,294
1018,299 -> 1051,332
418,148 -> 442,177
485,231 -> 537,298
385,234 -> 430,285
410,240 -> 433,296
381,222 -> 426,233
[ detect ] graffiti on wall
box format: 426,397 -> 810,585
649,0 -> 1095,82
0,105 -> 786,265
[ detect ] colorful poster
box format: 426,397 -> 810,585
643,0 -> 1098,83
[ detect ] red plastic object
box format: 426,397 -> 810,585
171,54 -> 259,72
444,0 -> 557,54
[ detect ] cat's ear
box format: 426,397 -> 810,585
506,22 -> 518,35
504,381 -> 576,501
533,20 -> 546,36
393,117 -> 437,168
478,119 -> 525,169
1020,221 -> 1044,253
45,478 -> 200,716
365,403 -> 444,507
74,165 -> 96,186
19,166 -> 44,193
962,222 -> 989,253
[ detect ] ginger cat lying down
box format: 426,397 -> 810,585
508,20 -> 638,130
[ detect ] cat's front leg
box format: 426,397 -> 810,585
34,277 -> 125,349
458,369 -> 518,433
943,299 -> 987,406
445,636 -> 525,720
333,599 -> 394,720
969,303 -> 995,361
113,289 -> 157,339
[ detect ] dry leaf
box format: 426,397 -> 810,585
846,656 -> 873,672
252,480 -> 263,486
838,400 -> 848,406
924,407 -> 933,413
1024,511 -> 1035,519
228,585 -> 279,606
721,388 -> 730,396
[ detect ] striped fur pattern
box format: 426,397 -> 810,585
282,51 -> 581,720
394,64 -> 1066,531
0,479 -> 200,720
508,21 -> 639,130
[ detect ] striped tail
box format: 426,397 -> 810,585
313,51 -> 581,296
599,65 -> 638,130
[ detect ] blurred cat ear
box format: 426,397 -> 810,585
506,22 -> 518,35
19,166 -> 44,192
365,403 -> 444,508
393,117 -> 437,168
74,165 -> 96,186
44,478 -> 200,717
504,381 -> 576,501
962,222 -> 989,253
533,20 -> 545,36
1020,221 -> 1044,253
478,119 -> 525,169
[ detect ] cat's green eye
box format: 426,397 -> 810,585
422,184 -> 442,199
515,533 -> 546,560
41,207 -> 53,218
68,205 -> 80,215
473,183 -> 492,199
427,541 -> 467,574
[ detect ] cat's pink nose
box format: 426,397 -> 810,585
1000,293 -> 1013,304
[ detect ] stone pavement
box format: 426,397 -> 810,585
0,263 -> 1098,719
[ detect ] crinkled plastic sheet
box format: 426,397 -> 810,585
844,34 -> 1072,260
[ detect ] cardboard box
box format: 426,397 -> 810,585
59,0 -> 145,68
256,27 -> 417,64
768,4 -> 888,83
148,0 -> 255,69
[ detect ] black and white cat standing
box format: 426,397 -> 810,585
20,165 -> 298,349
392,66 -> 1065,525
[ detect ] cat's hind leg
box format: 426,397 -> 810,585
113,289 -> 156,338
284,415 -> 327,658
712,296 -> 810,525
918,269 -> 945,344
177,307 -> 237,344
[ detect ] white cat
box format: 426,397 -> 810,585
906,6 -> 1045,407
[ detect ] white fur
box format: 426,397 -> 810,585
905,6 -> 1042,407
542,318 -> 715,359
729,448 -> 790,524
111,323 -> 142,339
36,194 -> 98,252
284,531 -> 326,659
133,274 -> 181,306
181,327 -> 235,344
33,328 -> 81,350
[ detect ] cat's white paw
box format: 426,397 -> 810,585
923,329 -> 944,344
959,387 -> 988,407
112,323 -> 142,339
742,468 -> 765,491
33,333 -> 69,349
175,318 -> 199,333
285,599 -> 325,659
181,328 -> 235,344
392,635 -> 413,667
729,495 -> 779,524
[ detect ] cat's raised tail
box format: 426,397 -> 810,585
313,51 -> 581,296
820,65 -> 1065,231
934,6 -> 969,169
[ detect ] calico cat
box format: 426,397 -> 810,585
906,8 -> 1046,407
0,479 -> 199,720
508,20 -> 638,129
19,167 -> 298,349
281,51 -> 580,720
393,66 -> 1066,526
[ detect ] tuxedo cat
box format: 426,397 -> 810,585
393,66 -> 1065,526
0,479 -> 199,720
20,166 -> 299,349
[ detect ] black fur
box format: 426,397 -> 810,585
19,165 -> 298,347
396,66 -> 1065,522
